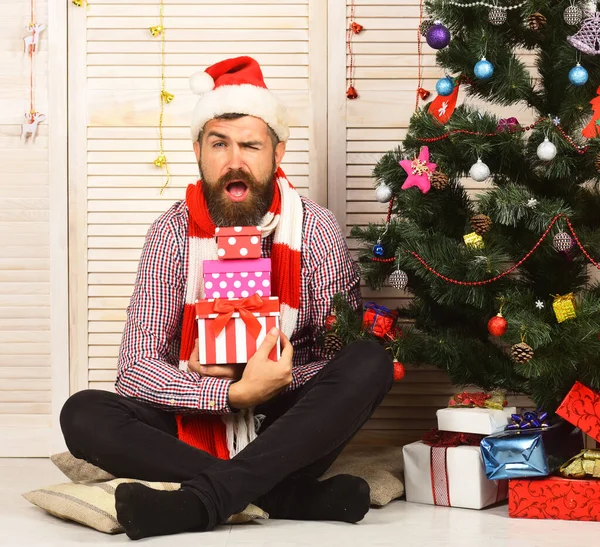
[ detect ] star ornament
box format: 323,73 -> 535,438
399,146 -> 437,194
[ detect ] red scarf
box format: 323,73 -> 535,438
176,168 -> 303,459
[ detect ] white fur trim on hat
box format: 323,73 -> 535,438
189,71 -> 215,95
190,84 -> 290,143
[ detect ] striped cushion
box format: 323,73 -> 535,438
23,478 -> 268,534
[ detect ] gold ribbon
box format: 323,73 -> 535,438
559,449 -> 600,479
211,294 -> 264,340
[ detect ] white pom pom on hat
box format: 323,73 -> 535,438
189,71 -> 215,95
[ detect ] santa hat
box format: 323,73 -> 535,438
189,56 -> 290,143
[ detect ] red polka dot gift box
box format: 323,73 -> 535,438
215,226 -> 262,259
203,258 -> 271,299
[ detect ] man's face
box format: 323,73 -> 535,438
193,116 -> 286,226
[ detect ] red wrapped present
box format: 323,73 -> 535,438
362,302 -> 398,338
556,381 -> 600,443
195,295 -> 280,365
215,226 -> 262,259
509,476 -> 600,521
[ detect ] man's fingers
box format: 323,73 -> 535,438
255,327 -> 280,359
199,365 -> 239,379
279,332 -> 293,362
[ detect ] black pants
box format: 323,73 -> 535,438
60,340 -> 392,529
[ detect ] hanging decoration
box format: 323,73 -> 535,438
487,307 -> 508,337
569,62 -> 589,85
564,2 -> 583,26
527,12 -> 547,31
582,85 -> 600,138
426,21 -> 451,49
536,137 -> 557,160
436,76 -> 455,96
72,0 -> 90,7
511,328 -> 534,363
151,0 -> 172,192
470,213 -> 492,235
388,267 -> 409,291
474,57 -> 494,79
446,0 -> 526,9
496,117 -> 520,132
399,146 -> 437,193
346,1 -> 362,100
464,232 -> 484,249
488,6 -> 507,26
430,170 -> 449,189
553,293 -> 577,322
568,11 -> 600,54
375,183 -> 393,203
469,158 -> 490,182
553,231 -> 575,252
419,19 -> 434,37
21,0 -> 45,141
372,222 -> 388,257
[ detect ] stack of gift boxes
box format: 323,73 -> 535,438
403,382 -> 600,521
403,390 -> 515,509
195,226 -> 281,365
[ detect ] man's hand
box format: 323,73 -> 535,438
187,338 -> 244,380
228,327 -> 293,409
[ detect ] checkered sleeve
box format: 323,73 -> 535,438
115,213 -> 234,414
288,205 -> 362,391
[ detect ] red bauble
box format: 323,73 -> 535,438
488,313 -> 508,337
325,313 -> 337,331
393,361 -> 405,381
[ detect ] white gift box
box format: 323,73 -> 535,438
436,406 -> 517,435
403,441 -> 508,509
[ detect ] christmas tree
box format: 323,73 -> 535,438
349,1 -> 600,412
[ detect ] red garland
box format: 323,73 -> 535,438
417,117 -> 589,155
371,214 -> 600,287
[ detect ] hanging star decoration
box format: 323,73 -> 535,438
399,146 -> 437,194
552,116 -> 561,126
535,300 -> 545,309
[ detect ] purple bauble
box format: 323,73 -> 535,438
426,22 -> 451,50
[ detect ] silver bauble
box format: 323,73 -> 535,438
537,138 -> 557,161
564,5 -> 583,25
488,7 -> 507,26
388,269 -> 408,290
375,183 -> 393,203
469,159 -> 490,182
553,231 -> 574,252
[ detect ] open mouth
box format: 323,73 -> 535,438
225,180 -> 249,202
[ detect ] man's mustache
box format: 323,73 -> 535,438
218,170 -> 256,187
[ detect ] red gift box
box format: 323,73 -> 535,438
195,295 -> 280,365
362,302 -> 398,338
509,476 -> 600,521
556,381 -> 600,443
215,226 -> 262,259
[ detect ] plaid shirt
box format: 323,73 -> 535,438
115,196 -> 361,414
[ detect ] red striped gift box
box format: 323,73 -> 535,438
195,295 -> 280,365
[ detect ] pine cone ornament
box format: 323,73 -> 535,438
470,214 -> 492,235
594,153 -> 600,174
419,19 -> 434,37
430,170 -> 449,190
527,12 -> 547,31
324,332 -> 344,354
511,342 -> 534,364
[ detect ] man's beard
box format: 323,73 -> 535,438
201,164 -> 276,227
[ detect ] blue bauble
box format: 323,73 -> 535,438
426,23 -> 451,50
372,243 -> 385,257
474,58 -> 494,80
436,77 -> 454,96
569,64 -> 588,86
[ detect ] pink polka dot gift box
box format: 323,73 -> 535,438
215,225 -> 262,259
203,258 -> 272,299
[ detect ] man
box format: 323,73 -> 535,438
60,56 -> 393,540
